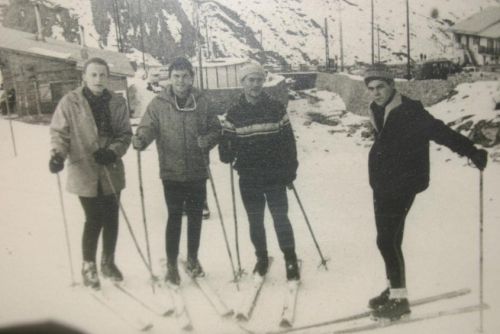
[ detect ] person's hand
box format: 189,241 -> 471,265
471,149 -> 488,171
49,153 -> 64,174
286,182 -> 294,190
93,148 -> 117,165
132,135 -> 146,151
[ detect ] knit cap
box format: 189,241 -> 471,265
364,63 -> 394,85
239,62 -> 266,81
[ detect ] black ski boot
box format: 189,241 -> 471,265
368,288 -> 390,309
101,256 -> 123,282
253,255 -> 269,277
186,257 -> 205,278
165,262 -> 180,286
285,259 -> 300,281
371,298 -> 411,320
82,261 -> 101,290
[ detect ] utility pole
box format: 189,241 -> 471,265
406,0 -> 411,79
205,17 -> 211,59
324,18 -> 330,69
258,30 -> 263,49
338,0 -> 344,71
371,0 -> 374,64
377,24 -> 380,63
195,0 -> 204,90
138,0 -> 147,72
112,0 -> 123,52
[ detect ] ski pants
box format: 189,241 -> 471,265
79,184 -> 120,263
162,179 -> 206,264
373,191 -> 416,289
239,177 -> 297,261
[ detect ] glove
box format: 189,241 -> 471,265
286,182 -> 294,190
49,153 -> 64,174
132,135 -> 146,151
471,149 -> 488,171
93,148 -> 117,165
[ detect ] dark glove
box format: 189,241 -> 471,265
93,148 -> 117,165
132,135 -> 146,151
49,153 -> 64,174
471,149 -> 488,171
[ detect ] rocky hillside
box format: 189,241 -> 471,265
2,0 -> 500,66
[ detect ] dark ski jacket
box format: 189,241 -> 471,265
219,92 -> 298,185
368,92 -> 479,196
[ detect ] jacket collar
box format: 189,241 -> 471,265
157,84 -> 201,109
369,91 -> 402,132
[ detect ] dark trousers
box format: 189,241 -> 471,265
162,179 -> 206,264
373,191 -> 416,289
79,185 -> 120,263
239,178 -> 296,260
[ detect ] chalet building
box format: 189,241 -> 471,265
0,24 -> 134,116
451,7 -> 500,67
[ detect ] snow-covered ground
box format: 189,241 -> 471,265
0,81 -> 499,334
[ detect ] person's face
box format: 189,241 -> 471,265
367,79 -> 394,106
170,69 -> 193,98
241,73 -> 265,101
82,63 -> 108,95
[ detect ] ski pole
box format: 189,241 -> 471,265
290,183 -> 329,270
202,152 -> 239,289
5,95 -> 17,157
230,160 -> 243,278
479,170 -> 484,333
103,167 -> 155,279
56,173 -> 76,286
137,150 -> 156,293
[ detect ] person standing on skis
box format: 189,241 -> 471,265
219,61 -> 300,281
49,57 -> 132,290
132,57 -> 220,286
363,63 -> 488,320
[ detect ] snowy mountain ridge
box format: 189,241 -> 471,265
2,0 -> 500,65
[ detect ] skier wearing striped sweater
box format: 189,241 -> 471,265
219,62 -> 300,281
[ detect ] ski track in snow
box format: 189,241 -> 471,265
0,83 -> 499,334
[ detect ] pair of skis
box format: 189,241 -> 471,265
265,288 -> 485,334
235,258 -> 302,329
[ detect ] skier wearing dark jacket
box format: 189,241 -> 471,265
219,62 -> 300,281
363,64 -> 488,320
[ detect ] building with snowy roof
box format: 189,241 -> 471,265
451,6 -> 500,67
0,23 -> 134,116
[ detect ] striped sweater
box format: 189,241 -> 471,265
219,93 -> 298,185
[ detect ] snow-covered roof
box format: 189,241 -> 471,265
0,27 -> 135,77
451,6 -> 500,38
191,57 -> 247,68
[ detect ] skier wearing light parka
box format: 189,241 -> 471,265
363,63 -> 488,320
49,57 -> 132,290
132,57 -> 220,286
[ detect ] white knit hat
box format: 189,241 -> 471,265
239,62 -> 266,81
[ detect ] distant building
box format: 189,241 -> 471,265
451,6 -> 500,67
0,26 -> 134,116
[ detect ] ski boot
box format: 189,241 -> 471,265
186,257 -> 205,278
101,256 -> 123,282
165,262 -> 181,286
82,261 -> 101,290
368,288 -> 390,309
285,259 -> 300,281
253,255 -> 269,277
371,298 -> 411,321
